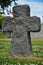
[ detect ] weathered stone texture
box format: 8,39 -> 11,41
9,21 -> 32,56
9,5 -> 41,56
2,16 -> 13,38
13,5 -> 30,17
2,5 -> 41,56
13,16 -> 41,32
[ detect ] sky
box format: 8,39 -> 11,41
0,0 -> 43,23
11,0 -> 43,23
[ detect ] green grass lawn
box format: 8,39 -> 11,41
0,32 -> 43,57
0,32 -> 43,64
0,39 -> 11,57
31,38 -> 43,57
0,57 -> 43,65
0,38 -> 43,57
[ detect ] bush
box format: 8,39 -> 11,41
0,14 -> 4,26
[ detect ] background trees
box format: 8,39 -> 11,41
0,0 -> 17,9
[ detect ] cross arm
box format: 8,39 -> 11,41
25,16 -> 41,32
2,16 -> 13,38
15,16 -> 41,32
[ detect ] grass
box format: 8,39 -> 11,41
0,57 -> 43,65
0,39 -> 11,57
31,38 -> 43,51
0,32 -> 7,39
0,16 -> 43,65
31,38 -> 43,57
0,32 -> 43,64
0,37 -> 43,57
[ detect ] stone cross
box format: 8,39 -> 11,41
2,5 -> 41,56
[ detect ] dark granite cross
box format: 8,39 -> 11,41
2,5 -> 41,56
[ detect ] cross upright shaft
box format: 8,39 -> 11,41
9,5 -> 41,56
2,5 -> 41,56
2,16 -> 13,38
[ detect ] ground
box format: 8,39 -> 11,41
0,24 -> 43,65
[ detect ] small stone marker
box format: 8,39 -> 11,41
2,5 -> 41,56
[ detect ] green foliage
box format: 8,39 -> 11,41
0,0 -> 17,9
0,14 -> 4,26
0,32 -> 7,39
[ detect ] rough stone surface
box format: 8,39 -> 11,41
13,16 -> 41,32
2,5 -> 41,56
2,16 -> 13,38
31,24 -> 43,38
9,5 -> 41,56
9,21 -> 32,56
13,5 -> 30,17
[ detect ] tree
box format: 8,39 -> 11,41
0,0 -> 17,9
